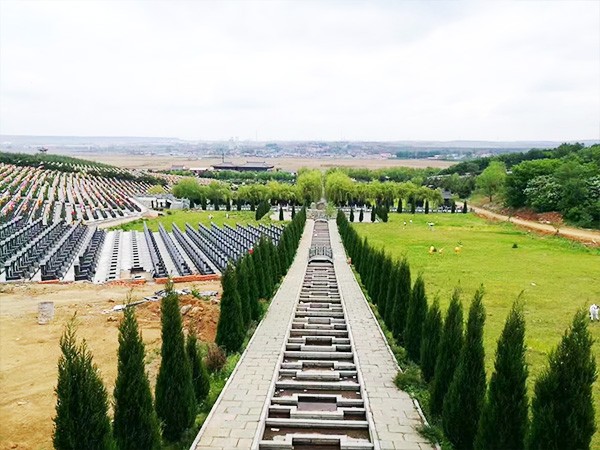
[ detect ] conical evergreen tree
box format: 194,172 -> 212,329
369,250 -> 385,305
53,319 -> 115,450
397,198 -> 403,213
253,242 -> 268,299
420,297 -> 442,383
245,254 -> 260,320
430,289 -> 464,416
349,208 -> 355,222
528,310 -> 597,450
404,274 -> 428,362
370,207 -> 376,222
113,306 -> 161,450
392,258 -> 411,341
155,284 -> 196,442
475,299 -> 528,450
235,257 -> 251,328
186,331 -> 211,405
291,204 -> 296,219
279,206 -> 284,220
359,208 -> 364,222
383,262 -> 399,329
442,287 -> 486,450
215,265 -> 245,353
377,256 -> 392,318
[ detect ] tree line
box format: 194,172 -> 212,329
337,210 -> 596,450
52,208 -> 307,449
216,206 -> 307,353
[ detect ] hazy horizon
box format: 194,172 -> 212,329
1,1 -> 599,141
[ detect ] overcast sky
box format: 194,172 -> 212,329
0,0 -> 599,141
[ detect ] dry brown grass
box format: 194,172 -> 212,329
75,153 -> 455,171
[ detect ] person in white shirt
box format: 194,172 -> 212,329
590,304 -> 599,322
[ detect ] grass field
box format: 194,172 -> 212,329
352,212 -> 600,448
112,209 -> 277,232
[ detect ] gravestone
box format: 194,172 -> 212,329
38,301 -> 55,325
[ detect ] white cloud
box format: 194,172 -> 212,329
0,0 -> 598,141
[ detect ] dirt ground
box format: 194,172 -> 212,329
76,153 -> 455,171
0,280 -> 220,450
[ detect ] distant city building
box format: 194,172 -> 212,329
211,161 -> 274,172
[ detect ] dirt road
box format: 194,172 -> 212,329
470,205 -> 600,245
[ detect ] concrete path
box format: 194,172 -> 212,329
328,220 -> 435,450
191,220 -> 315,450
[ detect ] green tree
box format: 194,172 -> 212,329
215,265 -> 245,353
235,258 -> 251,328
404,275 -> 428,362
186,331 -> 210,405
476,299 -> 528,450
359,208 -> 364,222
53,319 -> 115,450
528,310 -> 597,450
430,289 -> 464,416
244,255 -> 261,320
382,261 -> 399,329
113,306 -> 161,450
391,258 -> 411,342
325,170 -> 355,205
297,169 -> 322,204
476,161 -> 507,202
443,287 -> 486,450
420,298 -> 442,383
155,284 -> 196,442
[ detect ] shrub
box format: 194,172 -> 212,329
205,344 -> 227,373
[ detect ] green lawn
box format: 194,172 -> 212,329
353,213 -> 600,448
113,210 -> 279,232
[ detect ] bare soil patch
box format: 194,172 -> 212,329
75,153 -> 455,171
0,281 -> 220,450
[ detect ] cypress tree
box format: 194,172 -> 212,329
113,307 -> 161,450
383,261 -> 399,329
236,258 -> 251,328
370,207 -> 376,222
397,198 -> 403,213
253,242 -> 267,299
430,289 -> 464,416
392,258 -> 411,342
186,331 -> 210,405
420,297 -> 442,383
528,310 -> 596,450
404,274 -> 428,362
442,287 -> 486,450
349,208 -> 355,222
451,200 -> 456,213
359,208 -> 364,222
377,255 -> 392,318
463,200 -> 468,213
411,200 -> 416,214
425,199 -> 430,214
215,265 -> 245,353
155,285 -> 196,442
53,320 -> 115,450
369,250 -> 385,305
291,204 -> 296,219
245,255 -> 261,320
476,299 -> 528,450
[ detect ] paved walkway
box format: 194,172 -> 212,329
191,220 -> 315,450
329,220 -> 435,450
